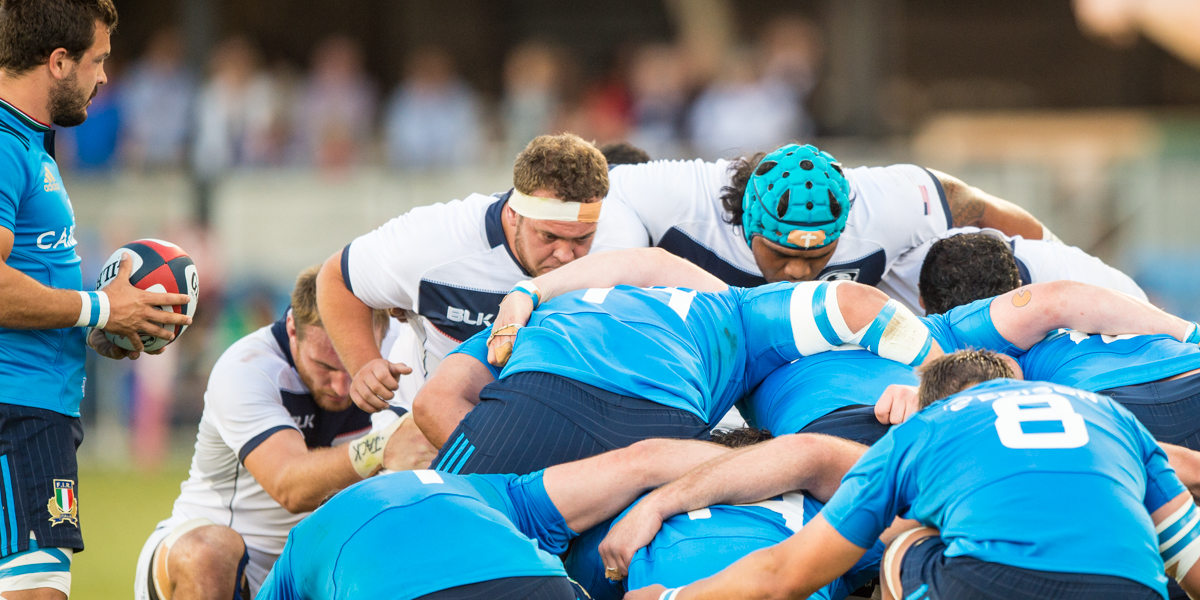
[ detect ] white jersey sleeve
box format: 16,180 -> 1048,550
344,194 -> 493,311
591,190 -> 651,252
878,226 -> 1147,316
1012,236 -> 1148,301
203,342 -> 300,461
608,158 -> 733,246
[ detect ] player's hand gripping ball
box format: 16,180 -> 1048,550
95,239 -> 199,352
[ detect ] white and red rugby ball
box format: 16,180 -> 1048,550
95,239 -> 199,352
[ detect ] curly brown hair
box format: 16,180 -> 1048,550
0,0 -> 117,75
513,133 -> 609,203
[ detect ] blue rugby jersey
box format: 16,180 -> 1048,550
257,469 -> 573,600
821,379 -> 1186,598
451,282 -> 1012,424
1020,330 -> 1200,392
625,493 -> 882,600
0,99 -> 85,416
747,350 -> 918,435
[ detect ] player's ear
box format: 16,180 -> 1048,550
47,47 -> 73,79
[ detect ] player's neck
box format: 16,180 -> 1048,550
0,71 -> 53,126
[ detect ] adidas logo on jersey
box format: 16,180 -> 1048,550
447,307 -> 492,327
43,165 -> 61,192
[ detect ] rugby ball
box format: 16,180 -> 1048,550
95,239 -> 199,352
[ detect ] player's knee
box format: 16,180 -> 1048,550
168,525 -> 246,581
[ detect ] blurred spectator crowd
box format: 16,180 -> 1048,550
61,15 -> 821,174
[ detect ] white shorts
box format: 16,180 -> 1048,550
133,515 -> 276,600
0,535 -> 72,596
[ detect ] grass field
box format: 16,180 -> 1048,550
75,461 -> 190,599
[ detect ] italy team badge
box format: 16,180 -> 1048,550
47,479 -> 78,527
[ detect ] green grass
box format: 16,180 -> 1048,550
75,462 -> 189,599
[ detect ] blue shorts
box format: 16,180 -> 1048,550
418,576 -> 584,600
899,536 -> 1159,600
1102,372 -> 1200,450
433,372 -> 711,475
798,405 -> 890,446
0,404 -> 83,556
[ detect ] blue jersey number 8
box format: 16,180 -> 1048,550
992,395 -> 1089,449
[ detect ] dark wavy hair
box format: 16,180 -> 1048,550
710,427 -> 774,449
0,0 -> 117,75
919,233 -> 1022,315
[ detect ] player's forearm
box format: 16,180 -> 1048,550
533,247 -> 727,302
269,446 -> 362,513
675,543 -> 816,600
412,388 -> 476,448
644,435 -> 863,522
934,169 -> 1044,239
991,281 -> 1193,349
0,262 -> 86,329
316,251 -> 382,375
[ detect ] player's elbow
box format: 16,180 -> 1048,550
835,282 -> 890,333
621,438 -> 676,486
275,489 -> 320,514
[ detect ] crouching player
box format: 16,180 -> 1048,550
256,438 -> 731,600
626,350 -> 1200,600
133,267 -> 437,600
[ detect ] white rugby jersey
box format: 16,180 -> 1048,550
607,159 -> 951,287
158,317 -> 396,567
877,227 -> 1148,315
345,190 -> 648,373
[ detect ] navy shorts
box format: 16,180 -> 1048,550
418,576 -> 584,599
433,372 -> 711,475
899,536 -> 1159,600
0,404 -> 84,556
1102,372 -> 1200,450
798,405 -> 890,446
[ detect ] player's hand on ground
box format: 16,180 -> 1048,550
350,358 -> 411,412
487,291 -> 536,367
875,384 -> 920,425
102,253 -> 193,352
599,501 -> 666,581
623,584 -> 666,599
382,415 -> 439,471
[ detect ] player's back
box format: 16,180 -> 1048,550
259,470 -> 567,600
501,285 -> 748,423
894,380 -> 1172,591
1020,330 -> 1200,392
748,350 -> 917,435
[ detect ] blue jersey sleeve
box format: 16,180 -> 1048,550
0,137 -> 28,232
447,329 -> 502,378
820,423 -> 925,549
921,297 -> 1023,356
502,470 -> 578,555
1126,409 -> 1189,514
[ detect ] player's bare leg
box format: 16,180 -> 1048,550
153,524 -> 247,600
879,526 -> 939,600
1,588 -> 67,600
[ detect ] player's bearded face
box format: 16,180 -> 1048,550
292,325 -> 354,412
751,235 -> 840,283
512,215 -> 598,276
48,69 -> 96,127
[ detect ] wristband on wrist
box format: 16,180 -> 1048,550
1186,322 -> 1200,345
74,291 -> 110,329
509,280 -> 541,309
659,587 -> 685,600
348,412 -> 408,478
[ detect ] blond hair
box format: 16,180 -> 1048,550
292,265 -> 389,338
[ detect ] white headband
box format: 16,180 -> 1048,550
508,189 -> 602,223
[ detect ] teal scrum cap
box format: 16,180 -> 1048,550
741,144 -> 851,250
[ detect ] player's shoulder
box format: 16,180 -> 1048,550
208,324 -> 305,399
0,118 -> 35,172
